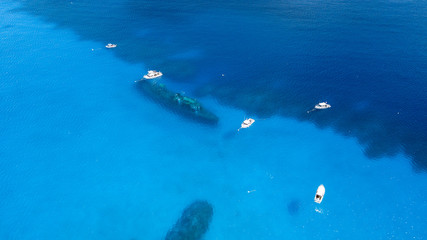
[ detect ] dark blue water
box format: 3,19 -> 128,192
2,0 -> 427,239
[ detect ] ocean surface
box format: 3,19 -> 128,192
1,0 -> 427,239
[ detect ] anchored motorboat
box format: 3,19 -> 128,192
143,70 -> 163,79
238,118 -> 255,131
105,43 -> 117,48
307,102 -> 331,113
315,102 -> 331,109
314,184 -> 325,204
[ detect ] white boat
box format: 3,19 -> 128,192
314,184 -> 325,204
314,102 -> 331,109
143,70 -> 163,79
239,118 -> 255,130
105,43 -> 117,48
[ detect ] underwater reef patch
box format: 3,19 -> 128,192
165,200 -> 213,240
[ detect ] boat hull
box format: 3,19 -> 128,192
314,184 -> 325,204
143,73 -> 163,79
314,106 -> 330,109
314,102 -> 331,109
241,118 -> 255,128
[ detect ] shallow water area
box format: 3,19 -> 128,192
1,1 -> 427,240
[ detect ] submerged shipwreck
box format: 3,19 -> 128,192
136,80 -> 219,124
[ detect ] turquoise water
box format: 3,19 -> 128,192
1,1 -> 427,239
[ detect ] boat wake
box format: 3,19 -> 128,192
315,207 -> 323,214
307,108 -> 317,113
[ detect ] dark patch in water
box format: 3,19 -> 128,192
222,129 -> 238,140
200,79 -> 427,170
165,200 -> 213,240
287,199 -> 301,216
134,80 -> 219,125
